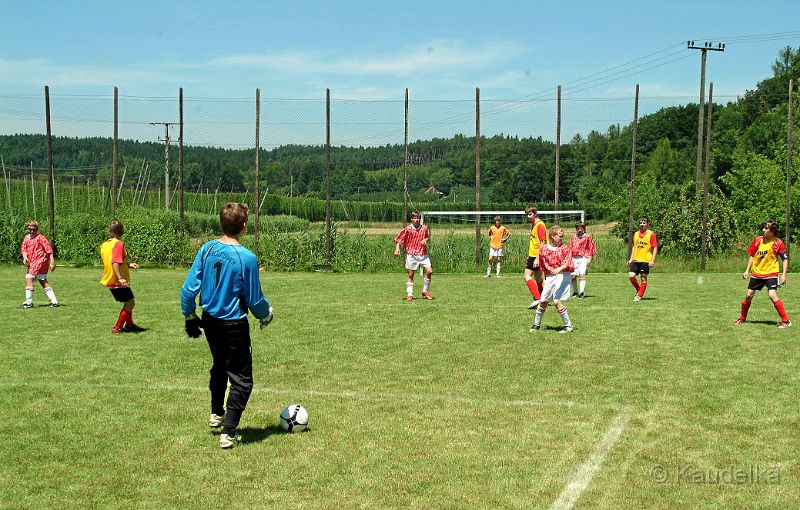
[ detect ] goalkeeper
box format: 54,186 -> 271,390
180,202 -> 273,449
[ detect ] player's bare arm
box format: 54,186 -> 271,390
649,247 -> 658,267
49,253 -> 56,272
394,243 -> 402,256
780,258 -> 788,285
742,256 -> 754,280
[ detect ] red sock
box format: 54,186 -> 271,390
638,281 -> 648,297
774,300 -> 789,322
115,310 -> 128,330
629,277 -> 640,291
739,300 -> 751,320
526,279 -> 541,300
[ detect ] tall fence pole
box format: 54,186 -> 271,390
45,85 -> 56,253
325,88 -> 332,266
254,88 -> 261,254
555,85 -> 561,222
628,84 -> 640,246
179,87 -> 185,253
403,87 -> 409,223
787,78 -> 794,256
701,82 -> 714,271
112,86 -> 118,214
475,87 -> 481,266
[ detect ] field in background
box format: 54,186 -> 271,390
1,267 -> 798,509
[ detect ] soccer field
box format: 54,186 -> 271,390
1,267 -> 797,509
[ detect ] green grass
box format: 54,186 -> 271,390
0,266 -> 798,509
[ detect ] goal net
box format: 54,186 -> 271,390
420,210 -> 586,227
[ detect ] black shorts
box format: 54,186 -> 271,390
748,277 -> 778,292
109,286 -> 134,302
525,256 -> 540,271
629,261 -> 650,275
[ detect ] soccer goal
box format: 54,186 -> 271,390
420,210 -> 585,226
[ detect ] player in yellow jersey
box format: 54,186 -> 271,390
735,220 -> 791,328
100,220 -> 143,333
524,206 -> 548,308
485,216 -> 511,277
627,217 -> 658,301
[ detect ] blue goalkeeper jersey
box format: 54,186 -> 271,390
181,240 -> 270,320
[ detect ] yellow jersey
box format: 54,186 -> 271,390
100,238 -> 130,287
528,220 -> 548,257
488,225 -> 510,249
631,230 -> 657,263
748,236 -> 787,278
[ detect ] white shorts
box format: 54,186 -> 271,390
489,247 -> 504,257
572,257 -> 589,276
26,273 -> 49,281
405,254 -> 432,270
541,273 -> 572,302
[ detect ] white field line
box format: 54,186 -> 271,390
549,406 -> 633,510
0,379 -> 622,412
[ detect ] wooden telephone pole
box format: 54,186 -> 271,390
688,40 -> 724,192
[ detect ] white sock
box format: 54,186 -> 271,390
423,278 -> 431,292
579,280 -> 586,295
496,263 -> 501,276
486,265 -> 491,276
558,306 -> 572,328
534,306 -> 545,328
406,281 -> 413,296
44,286 -> 58,304
25,286 -> 34,304
572,280 -> 578,295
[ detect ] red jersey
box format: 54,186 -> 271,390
569,233 -> 597,258
747,236 -> 787,278
21,233 -> 53,274
538,243 -> 574,276
395,224 -> 430,256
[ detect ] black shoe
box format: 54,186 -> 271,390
578,293 -> 584,299
49,302 -> 60,308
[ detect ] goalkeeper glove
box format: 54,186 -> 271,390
259,307 -> 274,330
185,312 -> 203,338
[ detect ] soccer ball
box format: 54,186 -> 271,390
279,404 -> 309,432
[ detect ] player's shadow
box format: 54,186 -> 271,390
236,425 -> 286,444
746,319 -> 780,326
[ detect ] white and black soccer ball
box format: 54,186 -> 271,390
279,404 -> 309,432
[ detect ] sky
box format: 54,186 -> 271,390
1,0 -> 799,146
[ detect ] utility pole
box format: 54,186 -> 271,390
150,121 -> 177,210
688,40 -> 724,192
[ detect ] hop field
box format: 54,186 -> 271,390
0,266 -> 798,509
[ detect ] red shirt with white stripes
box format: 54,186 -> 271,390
395,224 -> 430,256
21,233 -> 53,274
538,243 -> 574,276
569,233 -> 597,258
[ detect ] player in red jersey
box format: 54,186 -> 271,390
568,221 -> 596,298
394,211 -> 433,301
524,206 -> 548,309
19,220 -> 59,308
735,220 -> 791,328
531,225 -> 575,333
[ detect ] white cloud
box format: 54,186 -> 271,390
201,39 -> 528,77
